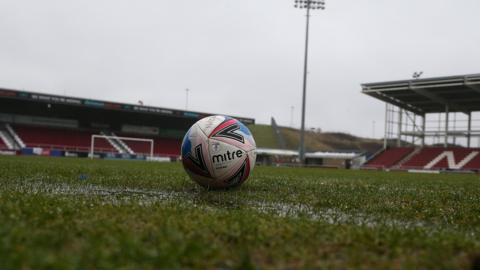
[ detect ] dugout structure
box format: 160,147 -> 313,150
362,74 -> 480,149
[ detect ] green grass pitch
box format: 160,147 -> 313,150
0,156 -> 479,269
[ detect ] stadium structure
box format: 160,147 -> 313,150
362,73 -> 480,171
0,88 -> 254,160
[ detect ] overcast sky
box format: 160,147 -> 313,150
1,0 -> 479,138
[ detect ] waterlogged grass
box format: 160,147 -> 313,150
0,156 -> 479,269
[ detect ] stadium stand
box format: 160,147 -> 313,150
400,147 -> 480,170
364,147 -> 480,171
13,125 -> 117,153
118,132 -> 181,157
109,132 -> 134,154
0,135 -> 7,150
399,148 -> 444,169
0,88 -> 254,159
362,74 -> 480,172
11,125 -> 183,156
363,147 -> 414,169
463,152 -> 480,170
153,138 -> 182,156
123,139 -> 152,155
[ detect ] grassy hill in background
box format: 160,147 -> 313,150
247,124 -> 278,149
248,124 -> 383,154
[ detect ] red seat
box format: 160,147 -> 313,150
401,148 -> 444,169
401,147 -> 480,170
119,133 -> 181,157
154,138 -> 181,156
464,151 -> 480,170
365,147 -> 480,170
0,136 -> 7,150
125,140 -> 153,155
14,125 -> 117,153
429,148 -> 475,170
364,147 -> 414,169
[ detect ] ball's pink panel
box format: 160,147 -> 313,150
208,118 -> 256,152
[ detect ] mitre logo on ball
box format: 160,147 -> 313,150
181,115 -> 256,189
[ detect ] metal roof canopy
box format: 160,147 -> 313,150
0,88 -> 255,125
362,74 -> 480,115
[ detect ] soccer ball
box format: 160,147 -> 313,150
181,115 -> 256,189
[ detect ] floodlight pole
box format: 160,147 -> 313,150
299,5 -> 310,164
295,0 -> 324,164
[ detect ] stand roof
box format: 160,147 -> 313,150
362,74 -> 480,114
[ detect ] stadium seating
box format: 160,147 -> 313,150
363,147 -> 414,169
400,148 -> 444,169
119,133 -> 181,157
13,125 -> 117,153
400,147 -> 480,170
0,136 -> 6,150
463,152 -> 480,170
124,140 -> 152,155
10,125 -> 181,157
364,146 -> 480,171
153,138 -> 181,156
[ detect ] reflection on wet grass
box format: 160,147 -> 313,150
0,156 -> 479,269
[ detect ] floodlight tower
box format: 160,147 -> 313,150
412,71 -> 423,79
294,0 -> 325,164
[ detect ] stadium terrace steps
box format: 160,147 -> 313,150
363,147 -> 414,169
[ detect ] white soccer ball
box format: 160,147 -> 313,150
181,115 -> 256,189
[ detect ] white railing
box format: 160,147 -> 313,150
112,132 -> 134,154
5,123 -> 25,148
90,134 -> 153,159
100,131 -> 124,154
0,130 -> 14,150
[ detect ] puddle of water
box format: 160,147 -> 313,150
0,180 -> 471,234
252,201 -> 428,229
1,180 -> 191,207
